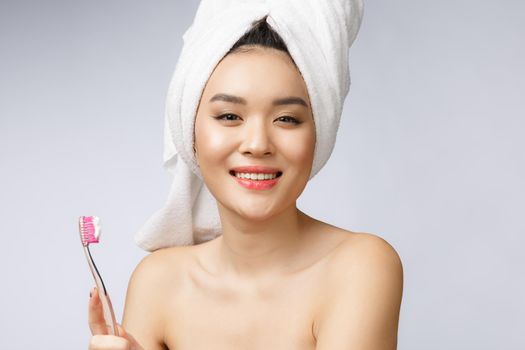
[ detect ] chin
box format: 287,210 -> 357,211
214,195 -> 269,217
226,202 -> 280,222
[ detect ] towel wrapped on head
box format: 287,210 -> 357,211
134,0 -> 364,252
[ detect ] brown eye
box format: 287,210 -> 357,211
276,116 -> 301,124
214,114 -> 241,122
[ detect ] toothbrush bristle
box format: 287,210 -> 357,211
79,216 -> 101,245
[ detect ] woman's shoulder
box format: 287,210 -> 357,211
312,227 -> 404,345
323,227 -> 403,277
309,218 -> 401,267
122,245 -> 195,348
132,245 -> 196,281
335,229 -> 400,259
295,218 -> 404,294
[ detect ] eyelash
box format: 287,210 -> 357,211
214,114 -> 302,125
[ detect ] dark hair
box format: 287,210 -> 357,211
226,16 -> 295,65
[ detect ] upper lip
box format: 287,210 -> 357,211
230,165 -> 282,174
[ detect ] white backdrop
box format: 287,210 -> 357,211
1,0 -> 523,348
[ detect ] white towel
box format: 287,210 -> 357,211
134,0 -> 364,251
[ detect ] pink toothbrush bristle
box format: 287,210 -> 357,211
80,216 -> 100,244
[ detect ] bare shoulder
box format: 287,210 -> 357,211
328,231 -> 403,279
314,231 -> 404,349
309,218 -> 403,275
125,245 -> 192,296
122,245 -> 192,350
323,230 -> 404,302
132,245 -> 192,278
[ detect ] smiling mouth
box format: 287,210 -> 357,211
229,170 -> 283,180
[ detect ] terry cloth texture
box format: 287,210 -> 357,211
135,0 -> 364,251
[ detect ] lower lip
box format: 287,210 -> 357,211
231,174 -> 281,190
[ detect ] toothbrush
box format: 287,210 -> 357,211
78,216 -> 119,336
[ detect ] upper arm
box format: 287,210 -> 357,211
121,250 -> 172,350
315,234 -> 404,350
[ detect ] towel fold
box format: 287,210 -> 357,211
135,0 -> 364,251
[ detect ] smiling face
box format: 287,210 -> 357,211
194,46 -> 316,221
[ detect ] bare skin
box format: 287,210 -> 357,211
87,46 -> 403,349
89,224 -> 403,349
105,222 -> 402,350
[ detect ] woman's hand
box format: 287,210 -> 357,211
88,287 -> 144,350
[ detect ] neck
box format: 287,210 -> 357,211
215,202 -> 311,279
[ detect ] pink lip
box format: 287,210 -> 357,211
232,175 -> 281,190
229,165 -> 282,190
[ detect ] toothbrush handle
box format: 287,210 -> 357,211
84,246 -> 120,336
99,288 -> 119,336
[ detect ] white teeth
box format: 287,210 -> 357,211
234,172 -> 278,180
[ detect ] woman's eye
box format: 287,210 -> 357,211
276,116 -> 301,124
214,113 -> 241,122
213,114 -> 301,124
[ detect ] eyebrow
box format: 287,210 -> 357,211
209,93 -> 309,108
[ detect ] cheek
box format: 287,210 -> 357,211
195,120 -> 233,166
278,129 -> 316,166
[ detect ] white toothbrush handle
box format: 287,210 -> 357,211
84,246 -> 119,336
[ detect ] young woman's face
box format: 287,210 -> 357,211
194,46 -> 316,221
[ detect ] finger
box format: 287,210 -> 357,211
116,324 -> 127,337
88,287 -> 108,335
89,334 -> 130,349
116,324 -> 143,350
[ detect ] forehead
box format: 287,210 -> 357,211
202,47 -> 310,103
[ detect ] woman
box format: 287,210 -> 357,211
87,4 -> 403,350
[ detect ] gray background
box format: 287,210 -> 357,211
1,0 -> 523,348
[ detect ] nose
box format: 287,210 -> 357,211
238,117 -> 274,157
